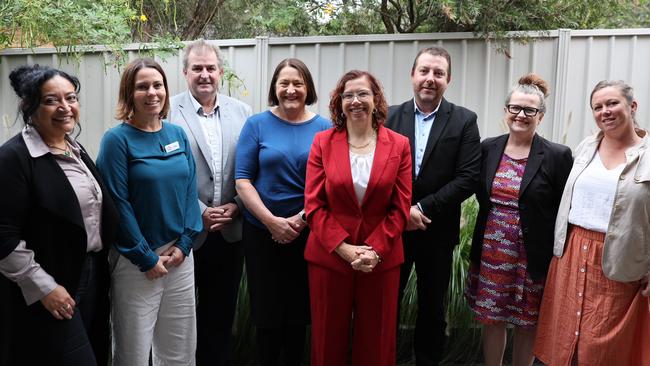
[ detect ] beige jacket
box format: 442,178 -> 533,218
554,129 -> 650,282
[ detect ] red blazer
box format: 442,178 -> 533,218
304,125 -> 412,273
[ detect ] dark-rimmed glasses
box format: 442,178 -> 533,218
506,104 -> 540,117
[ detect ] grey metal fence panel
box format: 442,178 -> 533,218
560,30 -> 650,147
1,29 -> 649,155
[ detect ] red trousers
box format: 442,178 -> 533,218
308,263 -> 400,366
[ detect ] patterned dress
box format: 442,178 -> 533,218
466,154 -> 545,327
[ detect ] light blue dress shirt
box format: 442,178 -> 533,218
413,99 -> 440,176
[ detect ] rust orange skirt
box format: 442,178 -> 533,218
534,225 -> 650,365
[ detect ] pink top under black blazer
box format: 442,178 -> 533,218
304,125 -> 412,273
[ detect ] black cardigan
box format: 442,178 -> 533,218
470,133 -> 572,280
0,132 -> 119,366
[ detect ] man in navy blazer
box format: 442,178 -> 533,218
386,46 -> 481,365
169,39 -> 252,366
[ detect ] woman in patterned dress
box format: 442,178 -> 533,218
466,73 -> 573,366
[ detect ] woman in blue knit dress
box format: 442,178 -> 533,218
235,58 -> 330,366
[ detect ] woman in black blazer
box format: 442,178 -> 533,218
465,74 -> 572,366
0,65 -> 118,366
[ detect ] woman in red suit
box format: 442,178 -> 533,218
304,70 -> 412,366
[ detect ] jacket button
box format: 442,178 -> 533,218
207,199 -> 212,204
523,227 -> 529,234
519,203 -> 526,210
209,176 -> 214,181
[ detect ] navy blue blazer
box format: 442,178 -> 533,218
470,133 -> 572,280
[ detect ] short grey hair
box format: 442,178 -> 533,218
182,39 -> 224,71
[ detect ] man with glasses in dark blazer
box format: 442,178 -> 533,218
386,46 -> 481,366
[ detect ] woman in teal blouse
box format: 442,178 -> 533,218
97,58 -> 202,366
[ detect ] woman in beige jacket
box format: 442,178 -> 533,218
534,80 -> 650,366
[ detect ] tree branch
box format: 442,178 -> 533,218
380,0 -> 396,33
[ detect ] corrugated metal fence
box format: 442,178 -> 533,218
2,29 -> 649,155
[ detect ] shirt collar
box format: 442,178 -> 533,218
22,125 -> 80,158
592,128 -> 649,155
413,99 -> 441,120
188,91 -> 219,116
629,128 -> 648,154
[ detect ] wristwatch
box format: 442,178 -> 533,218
300,210 -> 307,223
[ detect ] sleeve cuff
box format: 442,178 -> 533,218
138,252 -> 159,272
176,236 -> 193,256
0,240 -> 58,305
19,268 -> 58,306
198,199 -> 208,213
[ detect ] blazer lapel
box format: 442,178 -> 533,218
332,129 -> 359,207
520,134 -> 544,197
484,135 -> 509,195
399,101 -> 417,178
419,98 -> 450,177
361,126 -> 394,207
178,92 -> 213,172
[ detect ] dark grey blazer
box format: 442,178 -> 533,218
470,133 -> 573,279
169,91 -> 252,248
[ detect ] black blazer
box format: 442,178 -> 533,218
470,133 -> 572,280
0,133 -> 119,365
386,98 -> 481,247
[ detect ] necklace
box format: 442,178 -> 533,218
47,144 -> 71,157
348,131 -> 377,149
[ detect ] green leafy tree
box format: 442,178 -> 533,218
0,0 -> 181,65
4,0 -> 650,53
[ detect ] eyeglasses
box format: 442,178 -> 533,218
506,104 -> 540,117
341,90 -> 373,101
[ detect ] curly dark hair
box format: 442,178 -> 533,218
9,64 -> 81,126
329,70 -> 388,131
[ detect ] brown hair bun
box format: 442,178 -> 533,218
518,73 -> 549,98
